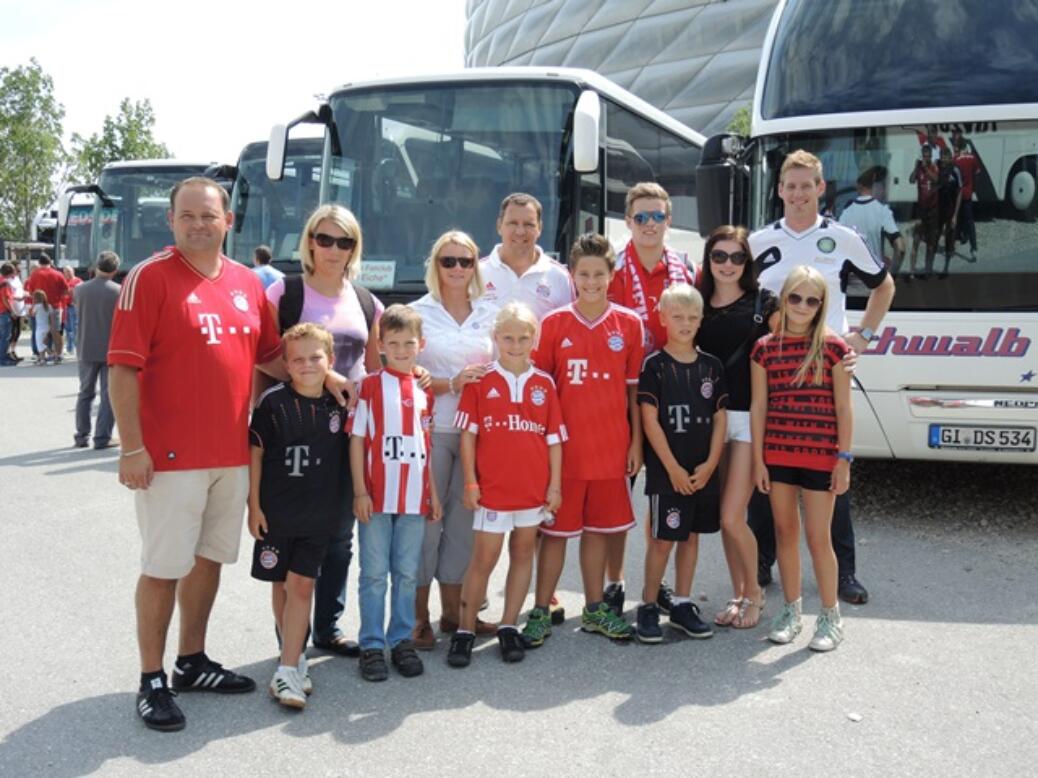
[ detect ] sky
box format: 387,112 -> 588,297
0,0 -> 468,165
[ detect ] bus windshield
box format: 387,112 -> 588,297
94,165 -> 209,267
761,0 -> 1038,120
228,139 -> 324,267
327,81 -> 578,291
756,121 -> 1038,311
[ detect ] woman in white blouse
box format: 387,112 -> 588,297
410,231 -> 499,648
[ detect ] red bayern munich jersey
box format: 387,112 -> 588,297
349,367 -> 434,515
454,362 -> 567,511
533,303 -> 644,480
107,247 -> 280,471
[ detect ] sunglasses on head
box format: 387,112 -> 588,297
438,255 -> 475,269
631,210 -> 667,226
311,232 -> 356,251
787,292 -> 823,308
709,249 -> 748,266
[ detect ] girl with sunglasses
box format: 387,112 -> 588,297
750,265 -> 853,652
410,231 -> 500,649
264,203 -> 385,659
695,226 -> 777,630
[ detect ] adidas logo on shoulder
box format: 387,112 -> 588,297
187,292 -> 202,304
486,387 -> 501,399
561,337 -> 573,348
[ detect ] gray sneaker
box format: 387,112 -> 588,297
767,598 -> 803,644
808,606 -> 844,652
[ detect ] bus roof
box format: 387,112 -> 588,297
752,0 -> 1038,137
328,66 -> 706,147
100,159 -> 217,172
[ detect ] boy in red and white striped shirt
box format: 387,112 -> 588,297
350,305 -> 442,682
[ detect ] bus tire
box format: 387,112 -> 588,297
1007,157 -> 1038,220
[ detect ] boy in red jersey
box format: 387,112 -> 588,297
446,302 -> 565,667
350,305 -> 442,682
522,233 -> 644,645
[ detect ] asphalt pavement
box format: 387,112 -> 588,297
1,357 -> 1036,777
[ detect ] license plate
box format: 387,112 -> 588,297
928,424 -> 1036,452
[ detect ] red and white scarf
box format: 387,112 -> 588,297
618,240 -> 692,346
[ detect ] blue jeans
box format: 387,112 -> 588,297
65,305 -> 77,354
311,517 -> 356,644
0,313 -> 15,365
357,512 -> 424,650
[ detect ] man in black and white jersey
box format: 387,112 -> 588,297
839,166 -> 904,274
748,149 -> 896,605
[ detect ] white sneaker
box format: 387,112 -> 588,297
808,606 -> 844,652
269,666 -> 306,709
767,598 -> 803,644
298,655 -> 313,695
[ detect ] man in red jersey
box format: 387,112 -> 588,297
953,135 -> 982,263
109,177 -> 347,732
24,254 -> 69,359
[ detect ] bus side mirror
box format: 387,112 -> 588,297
696,133 -> 749,236
58,192 -> 71,227
573,90 -> 601,174
267,124 -> 288,182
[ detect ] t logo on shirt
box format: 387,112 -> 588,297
198,313 -> 224,345
383,435 -> 423,462
285,445 -> 312,476
566,359 -> 589,385
667,404 -> 692,433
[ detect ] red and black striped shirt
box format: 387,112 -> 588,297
751,333 -> 848,472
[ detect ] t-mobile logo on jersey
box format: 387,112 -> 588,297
567,359 -> 588,384
285,445 -> 320,476
198,312 -> 253,345
383,435 -> 424,462
667,404 -> 692,433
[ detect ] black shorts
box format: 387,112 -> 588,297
251,534 -> 329,582
648,492 -> 720,541
767,465 -> 831,492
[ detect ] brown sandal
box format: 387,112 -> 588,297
714,598 -> 743,627
733,593 -> 765,629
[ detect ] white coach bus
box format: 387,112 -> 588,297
266,67 -> 706,303
698,0 -> 1038,463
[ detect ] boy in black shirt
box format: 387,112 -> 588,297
248,323 -> 348,709
636,284 -> 728,643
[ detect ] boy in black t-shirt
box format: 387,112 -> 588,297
636,284 -> 728,644
248,323 -> 348,709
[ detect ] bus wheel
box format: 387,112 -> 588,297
1008,157 -> 1038,220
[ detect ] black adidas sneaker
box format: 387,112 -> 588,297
171,655 -> 256,694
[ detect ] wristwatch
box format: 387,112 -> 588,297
836,451 -> 854,463
858,326 -> 875,342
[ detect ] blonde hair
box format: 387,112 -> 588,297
281,322 -> 334,359
298,204 -> 363,279
658,283 -> 702,314
780,149 -> 824,183
625,181 -> 671,216
493,302 -> 538,336
778,265 -> 830,386
380,304 -> 423,339
424,230 -> 485,301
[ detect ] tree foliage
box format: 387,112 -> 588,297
0,58 -> 66,240
70,98 -> 172,183
726,104 -> 752,136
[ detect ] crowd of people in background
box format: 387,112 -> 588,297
0,148 -> 895,733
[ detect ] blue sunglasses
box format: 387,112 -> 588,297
632,210 -> 667,226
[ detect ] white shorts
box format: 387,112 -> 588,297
472,505 -> 546,534
725,410 -> 751,444
136,467 -> 249,579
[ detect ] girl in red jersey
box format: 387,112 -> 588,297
447,303 -> 565,667
750,265 -> 852,652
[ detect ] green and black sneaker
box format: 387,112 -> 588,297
581,602 -> 633,640
521,607 -> 552,648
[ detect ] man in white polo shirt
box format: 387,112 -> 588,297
838,166 -> 904,274
749,149 -> 896,607
479,193 -> 573,320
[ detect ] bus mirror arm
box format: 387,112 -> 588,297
695,132 -> 752,236
58,184 -> 113,226
268,104 -> 333,182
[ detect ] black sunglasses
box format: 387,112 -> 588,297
438,255 -> 476,269
787,292 -> 823,308
709,249 -> 749,266
311,232 -> 356,251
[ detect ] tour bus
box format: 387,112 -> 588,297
58,160 -> 226,273
696,0 -> 1038,463
225,136 -> 324,270
266,67 -> 706,302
